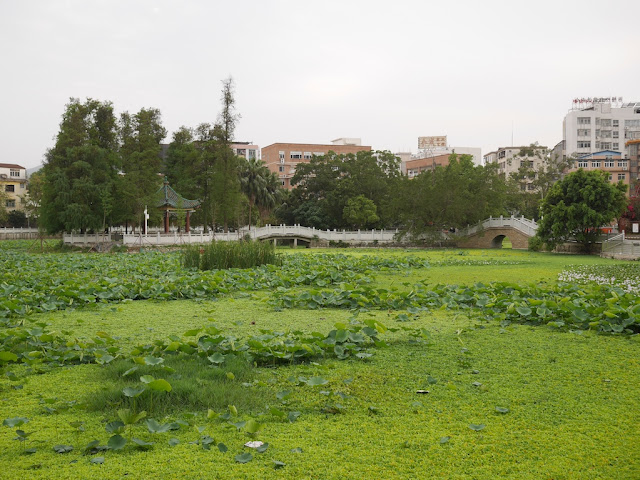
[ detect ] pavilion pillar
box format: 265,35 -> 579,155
186,211 -> 191,233
164,210 -> 170,233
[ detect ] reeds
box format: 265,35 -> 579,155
182,240 -> 281,270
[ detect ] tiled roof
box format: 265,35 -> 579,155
0,164 -> 26,169
156,179 -> 200,209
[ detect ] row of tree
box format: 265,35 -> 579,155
274,149 -> 563,234
38,78 -> 282,234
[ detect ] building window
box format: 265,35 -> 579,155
612,131 -> 619,138
601,130 -> 612,138
578,160 -> 589,168
5,185 -> 14,192
290,152 -> 302,159
591,161 -> 601,168
313,152 -> 324,157
625,120 -> 640,128
618,173 -> 626,181
498,151 -> 506,159
520,160 -> 534,168
604,160 -> 615,168
280,180 -> 285,186
613,119 -> 619,127
613,143 -> 619,151
6,200 -> 15,208
600,119 -> 611,127
601,142 -> 612,150
618,161 -> 628,169
577,141 -> 591,148
577,117 -> 591,125
577,129 -> 590,137
248,149 -> 256,159
20,183 -> 25,189
608,174 -> 613,181
10,169 -> 20,177
236,149 -> 246,157
278,165 -> 284,172
278,151 -> 285,160
303,152 -> 312,160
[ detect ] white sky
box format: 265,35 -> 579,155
1,0 -> 639,169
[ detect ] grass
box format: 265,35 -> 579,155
0,246 -> 638,478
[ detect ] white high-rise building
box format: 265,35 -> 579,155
563,98 -> 640,158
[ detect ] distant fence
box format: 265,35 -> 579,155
63,225 -> 401,246
0,227 -> 59,240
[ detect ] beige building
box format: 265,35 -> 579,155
231,142 -> 259,161
261,139 -> 371,189
0,163 -> 27,211
483,145 -> 548,191
568,150 -> 632,190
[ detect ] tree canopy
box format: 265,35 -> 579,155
534,169 -> 627,251
40,98 -> 120,233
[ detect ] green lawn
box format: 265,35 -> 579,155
0,246 -> 638,479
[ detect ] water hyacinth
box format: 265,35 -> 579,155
559,265 -> 640,293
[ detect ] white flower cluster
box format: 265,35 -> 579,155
559,267 -> 640,293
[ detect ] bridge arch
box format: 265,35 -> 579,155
490,234 -> 512,249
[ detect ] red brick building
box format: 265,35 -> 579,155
262,140 -> 371,189
404,153 -> 451,178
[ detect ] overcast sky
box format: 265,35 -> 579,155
2,0 -> 639,169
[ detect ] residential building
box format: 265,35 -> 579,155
563,97 -> 640,158
261,139 -> 371,189
568,150 -> 631,191
0,163 -> 27,211
483,145 -> 548,191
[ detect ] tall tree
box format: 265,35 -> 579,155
211,77 -> 242,232
40,98 -> 119,233
534,169 -> 627,252
116,108 -> 167,230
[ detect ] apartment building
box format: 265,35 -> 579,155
568,150 -> 633,190
261,138 -> 371,189
0,164 -> 27,211
563,98 -> 640,158
483,145 -> 548,191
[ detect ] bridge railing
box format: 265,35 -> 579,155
600,232 -> 640,257
459,215 -> 537,237
113,226 -> 399,246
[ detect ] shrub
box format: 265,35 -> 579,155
528,235 -> 544,252
182,240 -> 281,270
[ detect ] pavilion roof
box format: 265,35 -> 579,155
156,178 -> 200,210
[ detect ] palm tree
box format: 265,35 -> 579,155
257,170 -> 284,224
239,158 -> 270,230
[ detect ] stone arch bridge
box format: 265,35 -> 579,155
455,216 -> 538,249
